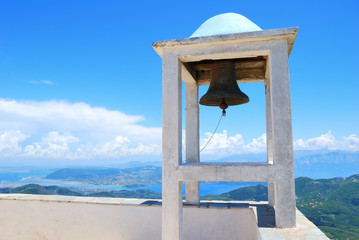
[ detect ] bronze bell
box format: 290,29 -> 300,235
199,60 -> 249,112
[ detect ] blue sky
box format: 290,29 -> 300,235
0,0 -> 358,165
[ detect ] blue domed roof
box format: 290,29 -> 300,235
190,13 -> 262,38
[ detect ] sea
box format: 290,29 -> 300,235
0,166 -> 266,196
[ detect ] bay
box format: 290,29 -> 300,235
0,167 -> 266,196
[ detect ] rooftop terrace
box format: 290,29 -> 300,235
0,194 -> 329,240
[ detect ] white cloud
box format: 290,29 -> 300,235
0,130 -> 29,156
0,98 -> 357,162
294,131 -> 359,151
199,130 -> 359,158
342,134 -> 359,151
0,99 -> 161,144
23,132 -> 80,159
93,136 -> 161,158
19,132 -> 160,160
0,99 -> 161,160
200,130 -> 267,156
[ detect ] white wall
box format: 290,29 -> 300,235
0,197 -> 261,240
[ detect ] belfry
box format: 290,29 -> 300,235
153,13 -> 298,240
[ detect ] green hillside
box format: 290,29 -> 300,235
202,184 -> 268,201
2,184 -> 82,196
0,183 -> 161,199
295,174 -> 359,239
202,174 -> 359,240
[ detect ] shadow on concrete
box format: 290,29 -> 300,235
140,200 -> 276,228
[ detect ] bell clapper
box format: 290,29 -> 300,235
219,98 -> 228,116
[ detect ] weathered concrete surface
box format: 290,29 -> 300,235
153,27 -> 298,56
259,210 -> 329,240
185,78 -> 200,205
0,195 -> 329,240
0,195 -> 261,240
161,51 -> 183,240
268,40 -> 296,228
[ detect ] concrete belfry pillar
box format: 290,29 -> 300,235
153,27 -> 298,240
184,80 -> 200,205
268,41 -> 296,227
161,51 -> 183,240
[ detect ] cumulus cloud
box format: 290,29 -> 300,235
18,132 -> 161,160
294,131 -> 359,152
93,136 -> 161,158
199,130 -> 359,158
0,99 -> 161,160
0,99 -> 161,144
200,130 -> 267,156
0,130 -> 29,157
0,99 -> 357,162
23,132 -> 80,159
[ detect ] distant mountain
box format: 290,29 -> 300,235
206,153 -> 267,163
202,184 -> 268,201
294,151 -> 359,178
206,150 -> 359,179
294,150 -> 359,163
45,166 -> 162,187
107,161 -> 162,169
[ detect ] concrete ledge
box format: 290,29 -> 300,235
0,193 -> 157,206
153,27 -> 298,56
179,163 -> 276,182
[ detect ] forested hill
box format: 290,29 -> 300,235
295,174 -> 359,239
202,174 -> 359,239
0,184 -> 81,196
0,184 -> 162,199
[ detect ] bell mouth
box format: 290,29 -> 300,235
199,92 -> 249,106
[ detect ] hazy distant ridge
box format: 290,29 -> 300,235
45,166 -> 162,187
